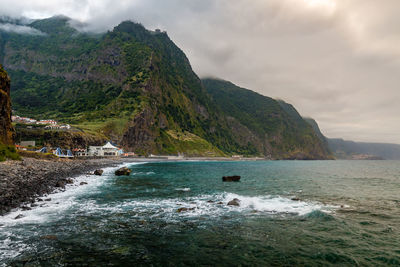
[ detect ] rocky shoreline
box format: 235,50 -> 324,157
0,158 -> 122,215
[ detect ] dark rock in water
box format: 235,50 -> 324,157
115,167 -> 131,176
41,235 -> 57,240
222,175 -> 241,182
177,207 -> 189,213
217,202 -> 224,205
37,198 -> 43,202
14,214 -> 24,220
30,203 -> 38,207
80,182 -> 88,185
65,178 -> 74,184
45,198 -> 51,201
177,207 -> 196,213
21,206 -> 31,211
207,200 -> 214,203
227,198 -> 240,206
94,169 -> 104,176
291,197 -> 300,201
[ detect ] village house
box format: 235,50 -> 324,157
12,115 -> 37,124
72,148 -> 88,157
45,124 -> 71,130
88,142 -> 122,157
37,120 -> 57,125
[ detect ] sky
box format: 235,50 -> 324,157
0,0 -> 399,143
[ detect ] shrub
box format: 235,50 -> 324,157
0,144 -> 22,161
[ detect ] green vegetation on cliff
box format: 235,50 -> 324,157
0,65 -> 19,161
202,79 -> 332,159
0,16 -> 331,158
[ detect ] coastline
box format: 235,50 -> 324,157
0,157 -> 125,216
0,156 -> 286,217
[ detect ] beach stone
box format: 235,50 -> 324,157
222,175 -> 241,182
115,167 -> 131,176
0,157 -> 118,215
94,169 -> 104,176
227,198 -> 241,206
55,180 -> 66,188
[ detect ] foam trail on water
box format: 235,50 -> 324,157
82,192 -> 334,221
175,188 -> 191,192
223,193 -> 326,216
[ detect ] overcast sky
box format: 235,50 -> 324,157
0,0 -> 399,143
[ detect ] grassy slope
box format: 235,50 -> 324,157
1,18 -> 233,155
1,17 -> 330,158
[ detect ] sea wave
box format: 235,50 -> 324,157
0,162 -> 145,227
73,192 -> 333,221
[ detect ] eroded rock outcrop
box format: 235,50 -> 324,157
0,65 -> 14,145
222,176 -> 241,182
115,167 -> 131,176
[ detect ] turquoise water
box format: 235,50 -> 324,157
1,160 -> 400,266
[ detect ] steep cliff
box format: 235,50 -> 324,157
0,16 -> 331,158
0,64 -> 14,145
203,79 -> 332,159
0,18 -> 237,156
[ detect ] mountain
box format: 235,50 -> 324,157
0,64 -> 14,145
303,116 -> 400,160
202,79 -> 332,159
0,16 -> 331,158
328,139 -> 400,160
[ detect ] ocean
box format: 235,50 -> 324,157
1,160 -> 400,266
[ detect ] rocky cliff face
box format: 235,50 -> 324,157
0,65 -> 14,145
203,79 -> 333,159
0,16 -> 331,158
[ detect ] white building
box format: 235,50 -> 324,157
37,120 -> 57,125
88,142 -> 120,157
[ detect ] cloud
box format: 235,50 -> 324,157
0,0 -> 399,143
0,23 -> 45,35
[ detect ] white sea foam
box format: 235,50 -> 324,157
76,192 -> 333,221
222,193 -> 326,216
0,162 -> 144,227
175,188 -> 191,192
0,161 -> 335,262
0,162 -> 146,262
